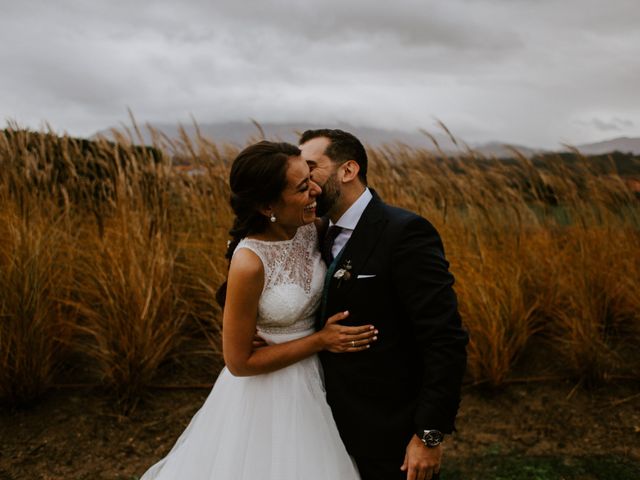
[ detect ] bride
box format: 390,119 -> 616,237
140,141 -> 377,479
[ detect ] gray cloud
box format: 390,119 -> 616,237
575,117 -> 635,132
1,0 -> 639,148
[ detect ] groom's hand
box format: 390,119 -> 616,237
400,435 -> 442,480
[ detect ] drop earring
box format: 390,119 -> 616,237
270,213 -> 277,223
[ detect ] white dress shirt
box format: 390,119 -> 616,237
329,188 -> 373,259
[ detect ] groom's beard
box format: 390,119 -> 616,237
316,173 -> 341,217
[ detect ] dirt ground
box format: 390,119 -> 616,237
1,373 -> 639,480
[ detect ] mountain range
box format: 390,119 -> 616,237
94,122 -> 640,158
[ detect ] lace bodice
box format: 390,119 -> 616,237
233,223 -> 326,334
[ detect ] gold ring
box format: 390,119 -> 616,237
351,340 -> 356,347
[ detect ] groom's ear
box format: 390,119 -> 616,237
339,160 -> 360,184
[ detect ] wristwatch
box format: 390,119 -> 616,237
420,429 -> 444,448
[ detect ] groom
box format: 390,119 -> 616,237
299,129 -> 468,480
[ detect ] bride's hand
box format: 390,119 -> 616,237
318,311 -> 378,353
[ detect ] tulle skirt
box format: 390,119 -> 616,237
140,328 -> 360,479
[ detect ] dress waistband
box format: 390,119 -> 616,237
256,327 -> 316,345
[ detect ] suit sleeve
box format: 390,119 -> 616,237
390,216 -> 468,434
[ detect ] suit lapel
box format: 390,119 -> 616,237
325,191 -> 387,311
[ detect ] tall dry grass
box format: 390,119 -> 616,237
545,227 -> 640,385
367,145 -> 640,386
0,126 -> 225,411
0,123 -> 638,410
68,214 -> 188,411
0,204 -> 76,405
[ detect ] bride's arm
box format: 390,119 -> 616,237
222,248 -> 376,377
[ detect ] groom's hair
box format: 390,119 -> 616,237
299,129 -> 368,185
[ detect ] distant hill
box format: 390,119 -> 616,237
573,137 -> 640,155
94,121 -> 458,150
471,142 -> 546,159
94,122 -> 640,158
95,121 -> 542,157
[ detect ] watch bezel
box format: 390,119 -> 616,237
420,429 -> 444,447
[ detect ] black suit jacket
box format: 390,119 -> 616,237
319,191 -> 468,460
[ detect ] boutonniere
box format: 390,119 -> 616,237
333,260 -> 352,287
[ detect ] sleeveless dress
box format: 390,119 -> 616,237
140,223 -> 360,480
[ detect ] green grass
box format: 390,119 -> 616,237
446,455 -> 640,480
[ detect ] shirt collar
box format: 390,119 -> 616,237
330,188 -> 373,230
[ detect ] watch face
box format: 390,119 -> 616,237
422,430 -> 443,446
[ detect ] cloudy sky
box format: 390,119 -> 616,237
1,0 -> 639,148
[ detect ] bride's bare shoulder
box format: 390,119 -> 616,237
228,247 -> 264,282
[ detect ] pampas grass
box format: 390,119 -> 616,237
0,205 -> 76,405
0,122 -> 638,410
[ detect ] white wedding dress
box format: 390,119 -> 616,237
140,223 -> 360,480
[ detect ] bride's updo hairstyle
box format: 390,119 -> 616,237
215,140 -> 301,307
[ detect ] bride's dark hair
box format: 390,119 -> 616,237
215,141 -> 301,307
